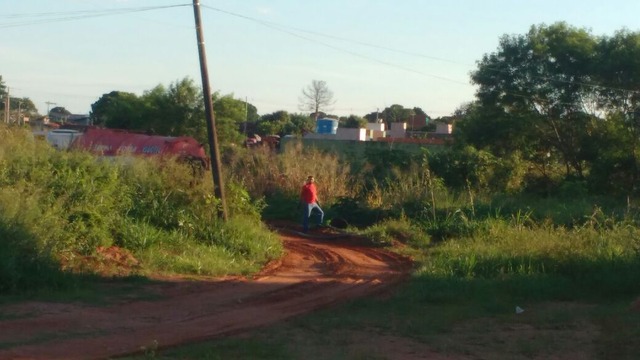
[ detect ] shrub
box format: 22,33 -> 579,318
361,217 -> 430,248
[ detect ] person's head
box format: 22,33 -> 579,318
306,175 -> 314,184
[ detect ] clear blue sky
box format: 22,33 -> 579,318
2,0 -> 639,118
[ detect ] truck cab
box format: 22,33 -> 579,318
46,129 -> 83,150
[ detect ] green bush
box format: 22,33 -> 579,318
361,217 -> 430,248
421,208 -> 485,242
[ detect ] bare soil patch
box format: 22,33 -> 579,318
0,224 -> 412,360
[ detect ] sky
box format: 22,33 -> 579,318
1,0 -> 639,119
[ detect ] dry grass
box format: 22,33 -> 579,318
226,144 -> 354,205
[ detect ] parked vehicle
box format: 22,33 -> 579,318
45,127 -> 209,170
46,129 -> 83,150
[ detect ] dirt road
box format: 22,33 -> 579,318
0,226 -> 412,360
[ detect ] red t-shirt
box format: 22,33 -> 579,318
300,183 -> 317,204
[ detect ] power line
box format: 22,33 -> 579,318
0,4 -> 190,28
204,5 -> 468,66
4,3 -> 637,115
201,4 -> 640,96
5,2 -> 634,97
201,5 -> 470,86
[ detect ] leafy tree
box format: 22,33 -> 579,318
212,92 -> 248,145
366,105 -> 416,130
428,146 -> 497,191
257,111 -> 316,136
586,111 -> 640,194
591,30 -> 640,191
0,76 -> 38,121
381,105 -> 414,125
92,78 -> 206,141
143,78 -> 205,140
464,23 -> 640,194
299,80 -> 335,119
257,111 -> 290,136
363,110 -> 383,123
470,22 -> 600,178
91,91 -> 146,129
455,101 -> 540,158
49,106 -> 72,122
593,29 -> 640,113
91,78 -> 257,147
341,114 -> 367,128
245,101 -> 259,123
413,107 -> 428,118
13,98 -> 38,120
0,75 -> 6,97
288,113 -> 315,135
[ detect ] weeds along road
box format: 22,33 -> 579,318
0,225 -> 412,360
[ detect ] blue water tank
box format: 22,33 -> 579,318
316,118 -> 338,134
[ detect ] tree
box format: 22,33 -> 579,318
591,29 -> 640,192
363,110 -> 382,123
0,75 -> 6,97
341,115 -> 367,129
91,91 -> 146,129
470,22 -> 600,178
0,76 -> 38,121
256,111 -> 315,136
90,78 -> 266,148
13,97 -> 38,120
593,29 -> 640,113
413,107 -> 428,118
299,80 -> 335,119
379,104 -> 414,130
143,78 -> 205,140
49,106 -> 72,122
257,111 -> 290,136
288,113 -> 316,135
212,92 -> 249,145
244,101 -> 259,123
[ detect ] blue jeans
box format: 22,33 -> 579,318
302,202 -> 324,232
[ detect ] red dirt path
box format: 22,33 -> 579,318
0,226 -> 413,360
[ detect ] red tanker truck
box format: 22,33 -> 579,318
47,127 -> 210,170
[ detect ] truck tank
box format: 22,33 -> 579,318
70,128 -> 209,169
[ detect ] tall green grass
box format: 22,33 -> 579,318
419,218 -> 640,298
0,125 -> 282,294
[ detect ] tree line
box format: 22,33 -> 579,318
0,75 -> 38,123
4,21 -> 640,196
452,22 -> 640,196
88,78 -> 435,146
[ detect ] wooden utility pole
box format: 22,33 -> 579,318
192,0 -> 228,221
17,100 -> 22,125
4,88 -> 10,124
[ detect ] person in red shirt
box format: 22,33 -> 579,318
300,175 -> 324,232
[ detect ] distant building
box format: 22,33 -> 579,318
303,119 -> 452,145
66,114 -> 91,126
406,113 -> 429,131
435,123 -> 453,134
387,122 -> 407,138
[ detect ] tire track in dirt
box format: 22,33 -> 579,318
0,227 -> 412,360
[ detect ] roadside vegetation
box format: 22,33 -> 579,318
127,141 -> 640,359
0,125 -> 282,296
